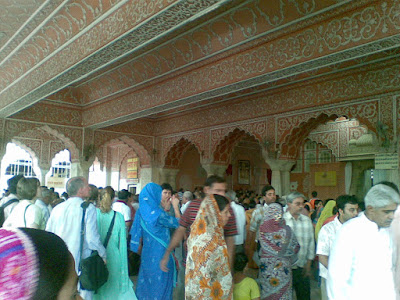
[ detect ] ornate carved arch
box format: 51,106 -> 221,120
164,138 -> 200,168
162,132 -> 204,164
9,139 -> 40,164
9,139 -> 41,177
213,128 -> 262,164
40,125 -> 79,161
278,101 -> 379,160
210,122 -> 265,158
97,135 -> 151,168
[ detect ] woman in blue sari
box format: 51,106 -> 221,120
130,183 -> 180,300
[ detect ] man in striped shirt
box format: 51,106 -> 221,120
283,191 -> 315,300
160,175 -> 237,272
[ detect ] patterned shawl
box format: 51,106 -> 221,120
185,195 -> 233,299
259,203 -> 299,260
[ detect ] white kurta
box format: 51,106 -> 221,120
327,212 -> 396,300
35,199 -> 50,227
230,201 -> 246,245
46,197 -> 106,267
316,216 -> 342,279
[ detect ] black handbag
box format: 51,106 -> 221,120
79,202 -> 116,292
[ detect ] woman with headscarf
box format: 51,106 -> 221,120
258,203 -> 300,300
130,183 -> 180,300
185,194 -> 233,299
314,200 -> 336,241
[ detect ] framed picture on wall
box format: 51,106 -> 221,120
238,160 -> 251,185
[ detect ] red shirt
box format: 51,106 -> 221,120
179,198 -> 237,266
179,198 -> 238,236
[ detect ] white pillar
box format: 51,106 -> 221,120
264,157 -> 295,197
39,166 -> 50,186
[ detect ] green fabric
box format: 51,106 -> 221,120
93,209 -> 137,300
233,277 -> 260,300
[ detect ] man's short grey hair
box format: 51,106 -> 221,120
225,190 -> 236,202
66,177 -> 86,197
286,191 -> 306,204
183,191 -> 193,201
364,184 -> 400,208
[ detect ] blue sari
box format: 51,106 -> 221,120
130,183 -> 179,300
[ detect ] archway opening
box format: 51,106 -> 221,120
89,157 -> 106,188
46,149 -> 71,194
0,143 -> 38,193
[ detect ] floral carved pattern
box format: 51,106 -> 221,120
164,138 -> 199,168
210,121 -> 266,156
162,132 -> 205,165
308,131 -> 339,157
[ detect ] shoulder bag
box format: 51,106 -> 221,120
79,202 -> 116,292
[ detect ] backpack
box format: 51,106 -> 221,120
0,198 -> 19,226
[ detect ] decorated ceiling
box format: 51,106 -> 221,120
1,0 -> 399,134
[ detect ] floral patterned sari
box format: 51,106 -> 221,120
258,203 -> 299,300
185,195 -> 233,299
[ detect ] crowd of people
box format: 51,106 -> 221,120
0,173 -> 399,300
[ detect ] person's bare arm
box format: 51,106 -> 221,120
225,235 -> 235,271
171,195 -> 181,219
160,225 -> 186,272
303,259 -> 313,277
318,254 -> 329,269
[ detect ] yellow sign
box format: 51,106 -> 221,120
315,171 -> 337,187
127,157 -> 139,179
47,177 -> 66,188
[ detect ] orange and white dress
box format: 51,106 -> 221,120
185,195 -> 233,299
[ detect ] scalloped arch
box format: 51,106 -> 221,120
97,135 -> 151,167
211,126 -> 263,156
213,128 -> 261,164
162,135 -> 203,164
9,139 -> 39,163
279,114 -> 336,160
39,125 -> 79,161
164,137 -> 200,168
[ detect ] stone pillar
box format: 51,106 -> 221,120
137,167 -> 153,193
159,168 -> 180,190
39,166 -> 51,186
70,160 -> 91,179
264,157 -> 295,197
202,163 -> 227,178
105,164 -> 112,186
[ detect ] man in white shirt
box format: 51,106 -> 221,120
316,195 -> 358,300
283,191 -> 315,300
46,177 -> 106,300
327,184 -> 399,300
248,185 -> 276,243
180,191 -> 193,214
227,190 -> 246,253
34,187 -> 51,227
0,174 -> 24,220
112,189 -> 132,237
